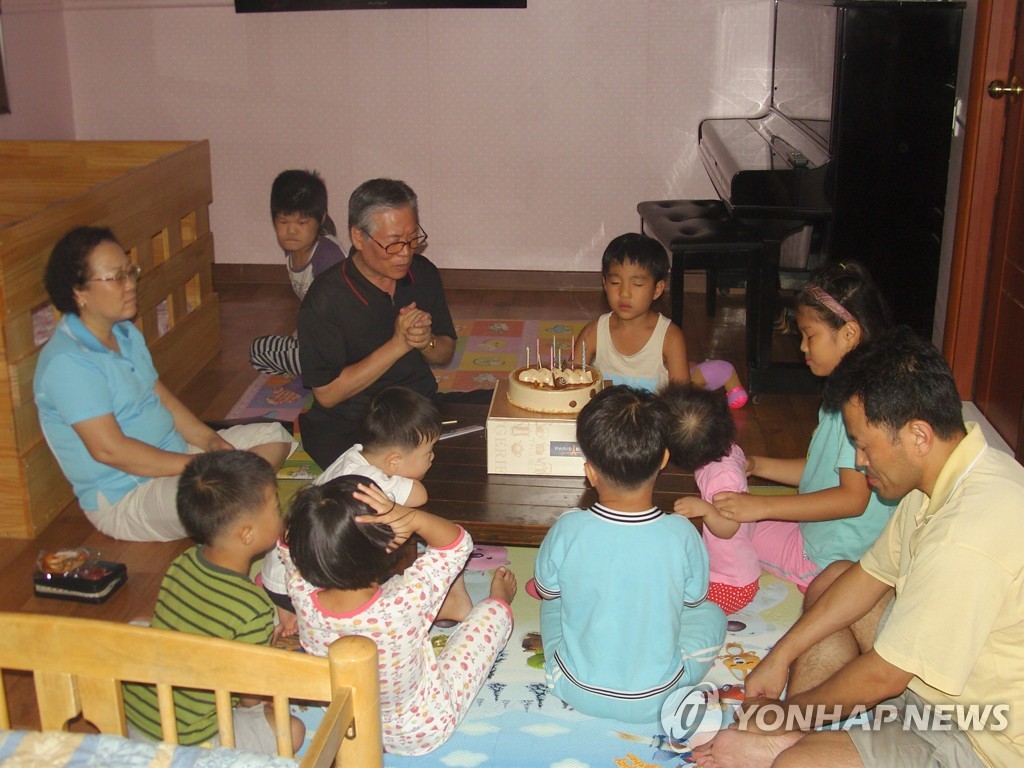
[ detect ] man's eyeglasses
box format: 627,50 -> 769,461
366,226 -> 428,256
86,264 -> 143,285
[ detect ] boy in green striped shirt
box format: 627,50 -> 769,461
123,450 -> 304,753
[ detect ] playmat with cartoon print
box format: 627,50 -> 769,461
227,319 -> 583,423
288,544 -> 803,768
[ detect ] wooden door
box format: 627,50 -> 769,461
942,0 -> 1023,457
973,8 -> 1024,458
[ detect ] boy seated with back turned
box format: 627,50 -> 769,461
575,233 -> 747,407
261,386 -> 473,635
534,385 -> 727,723
249,169 -> 346,377
123,450 -> 304,753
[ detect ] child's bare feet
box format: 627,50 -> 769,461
489,566 -> 517,603
436,572 -> 474,624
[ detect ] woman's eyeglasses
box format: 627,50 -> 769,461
86,264 -> 143,285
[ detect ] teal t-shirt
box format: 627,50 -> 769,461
534,505 -> 722,722
799,406 -> 898,568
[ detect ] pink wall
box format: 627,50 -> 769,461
0,0 -> 74,139
59,0 -> 774,270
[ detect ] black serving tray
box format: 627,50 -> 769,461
33,561 -> 128,604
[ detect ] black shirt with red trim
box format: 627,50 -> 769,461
297,254 -> 456,467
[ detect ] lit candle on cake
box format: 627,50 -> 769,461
582,340 -> 586,370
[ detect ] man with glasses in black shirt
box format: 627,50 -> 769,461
298,178 -> 485,467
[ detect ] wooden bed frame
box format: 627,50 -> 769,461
0,141 -> 222,538
0,612 -> 383,767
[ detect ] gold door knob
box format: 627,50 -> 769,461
988,76 -> 1022,101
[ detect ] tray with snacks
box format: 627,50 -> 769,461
33,548 -> 127,604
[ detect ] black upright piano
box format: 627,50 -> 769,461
699,0 -> 964,390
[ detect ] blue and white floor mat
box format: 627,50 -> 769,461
328,545 -> 805,768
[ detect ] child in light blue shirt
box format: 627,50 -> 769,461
535,385 -> 726,723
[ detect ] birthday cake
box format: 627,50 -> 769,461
506,365 -> 603,414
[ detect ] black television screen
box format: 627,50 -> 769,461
236,0 -> 525,10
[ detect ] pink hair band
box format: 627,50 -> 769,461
807,285 -> 855,324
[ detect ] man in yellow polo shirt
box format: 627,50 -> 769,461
693,326 -> 1024,768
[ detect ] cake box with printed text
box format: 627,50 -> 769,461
486,381 -> 585,476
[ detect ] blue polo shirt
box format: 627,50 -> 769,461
534,504 -> 714,720
33,315 -> 186,510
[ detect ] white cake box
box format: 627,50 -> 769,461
486,380 -> 586,477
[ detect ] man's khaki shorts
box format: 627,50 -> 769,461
847,689 -> 986,768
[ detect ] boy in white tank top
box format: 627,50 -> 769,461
575,233 -> 747,406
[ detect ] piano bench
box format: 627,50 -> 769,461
637,199 -> 763,324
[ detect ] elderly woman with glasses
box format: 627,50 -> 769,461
297,178 -> 488,468
33,226 -> 296,542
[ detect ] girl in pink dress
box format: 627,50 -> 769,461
663,383 -> 760,614
280,475 -> 516,756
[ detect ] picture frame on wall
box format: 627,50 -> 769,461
235,0 -> 525,10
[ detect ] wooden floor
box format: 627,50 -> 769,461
0,279 -> 821,728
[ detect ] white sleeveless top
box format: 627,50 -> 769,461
594,312 -> 670,393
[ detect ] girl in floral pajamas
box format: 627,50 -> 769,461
281,475 -> 516,755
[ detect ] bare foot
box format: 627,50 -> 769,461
436,572 -> 474,623
489,566 -> 517,603
691,728 -> 803,768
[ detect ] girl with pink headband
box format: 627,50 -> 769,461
687,261 -> 898,599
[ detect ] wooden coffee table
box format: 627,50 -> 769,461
430,401 -> 706,547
